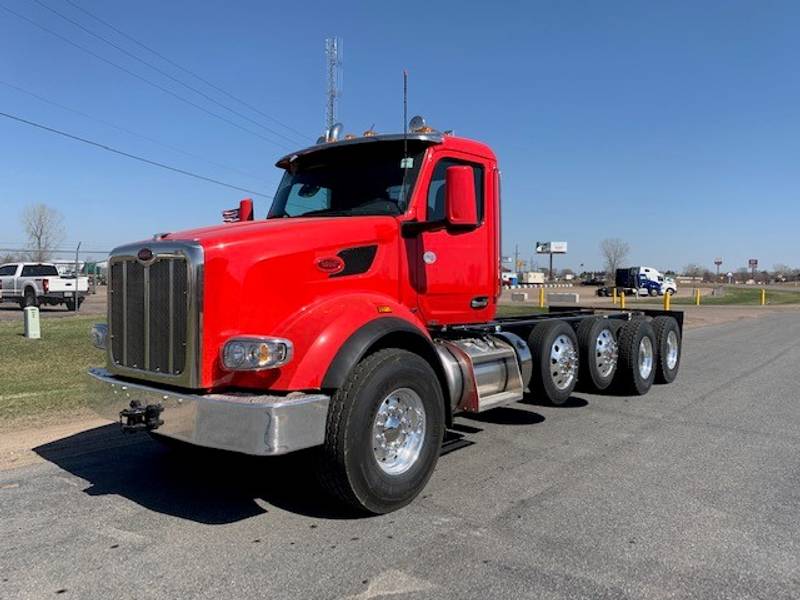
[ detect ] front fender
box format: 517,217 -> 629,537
270,293 -> 429,391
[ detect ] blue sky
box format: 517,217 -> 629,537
1,0 -> 798,272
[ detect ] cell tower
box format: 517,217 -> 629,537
325,37 -> 342,132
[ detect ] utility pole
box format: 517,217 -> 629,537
514,244 -> 519,274
74,241 -> 81,313
324,37 -> 342,133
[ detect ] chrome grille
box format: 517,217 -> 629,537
108,243 -> 201,386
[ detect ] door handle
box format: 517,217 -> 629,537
471,296 -> 489,309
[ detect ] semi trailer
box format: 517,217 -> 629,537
87,119 -> 683,514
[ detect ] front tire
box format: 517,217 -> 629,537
318,348 -> 445,514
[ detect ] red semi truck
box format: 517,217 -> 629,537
88,120 -> 683,514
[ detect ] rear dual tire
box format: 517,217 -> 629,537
652,316 -> 681,384
613,317 -> 657,395
527,321 -> 579,405
576,318 -> 619,392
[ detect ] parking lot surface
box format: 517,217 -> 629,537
0,288 -> 107,321
1,313 -> 799,599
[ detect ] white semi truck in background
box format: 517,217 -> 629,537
597,267 -> 677,297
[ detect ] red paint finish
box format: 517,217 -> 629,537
160,134 -> 500,391
444,166 -> 478,226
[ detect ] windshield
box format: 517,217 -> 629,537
268,140 -> 428,218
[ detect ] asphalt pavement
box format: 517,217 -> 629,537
2,313 -> 800,599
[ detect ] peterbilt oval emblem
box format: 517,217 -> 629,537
137,247 -> 154,262
423,251 -> 437,264
316,256 -> 345,274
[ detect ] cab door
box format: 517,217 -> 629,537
415,154 -> 495,325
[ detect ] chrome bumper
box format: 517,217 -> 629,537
86,368 -> 330,456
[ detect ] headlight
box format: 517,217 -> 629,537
221,337 -> 293,371
91,323 -> 108,350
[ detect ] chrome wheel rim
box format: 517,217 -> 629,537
595,328 -> 618,378
372,388 -> 426,475
550,335 -> 578,390
638,336 -> 654,379
666,330 -> 679,370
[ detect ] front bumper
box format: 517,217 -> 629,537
86,368 -> 330,456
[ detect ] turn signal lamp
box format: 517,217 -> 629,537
222,337 -> 294,371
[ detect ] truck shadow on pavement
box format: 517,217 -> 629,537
33,420 -> 496,524
521,394 -> 589,408
34,424 -> 372,523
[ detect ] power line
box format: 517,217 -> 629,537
0,2 -> 292,150
31,0 -> 307,147
0,110 -> 274,198
0,247 -> 111,255
0,80 -> 275,186
62,0 -> 313,143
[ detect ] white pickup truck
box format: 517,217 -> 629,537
0,262 -> 88,310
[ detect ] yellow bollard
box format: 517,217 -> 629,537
619,292 -> 626,309
612,287 -> 618,304
538,286 -> 545,308
760,288 -> 766,305
694,288 -> 701,306
663,291 -> 671,311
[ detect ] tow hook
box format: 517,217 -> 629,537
119,400 -> 164,433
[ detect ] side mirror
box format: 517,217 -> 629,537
445,166 -> 478,228
222,198 -> 254,223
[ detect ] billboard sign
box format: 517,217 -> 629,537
748,258 -> 758,269
536,241 -> 568,254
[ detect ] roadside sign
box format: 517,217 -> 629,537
748,259 -> 758,269
536,241 -> 568,254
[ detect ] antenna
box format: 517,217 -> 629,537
325,37 -> 342,132
399,69 -> 410,210
403,69 -> 408,157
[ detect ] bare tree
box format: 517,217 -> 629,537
21,203 -> 65,262
683,263 -> 704,279
773,264 -> 791,277
599,238 -> 630,276
1,252 -> 22,264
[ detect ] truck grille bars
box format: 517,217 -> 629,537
107,242 -> 203,388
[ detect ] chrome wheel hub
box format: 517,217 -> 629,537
372,388 -> 426,475
550,335 -> 578,390
595,328 -> 618,378
666,330 -> 679,370
638,336 -> 654,379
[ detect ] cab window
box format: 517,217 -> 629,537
0,265 -> 17,276
426,158 -> 484,222
21,265 -> 58,277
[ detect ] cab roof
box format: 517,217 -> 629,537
276,132 -> 496,168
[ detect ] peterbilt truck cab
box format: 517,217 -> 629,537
88,119 -> 684,514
